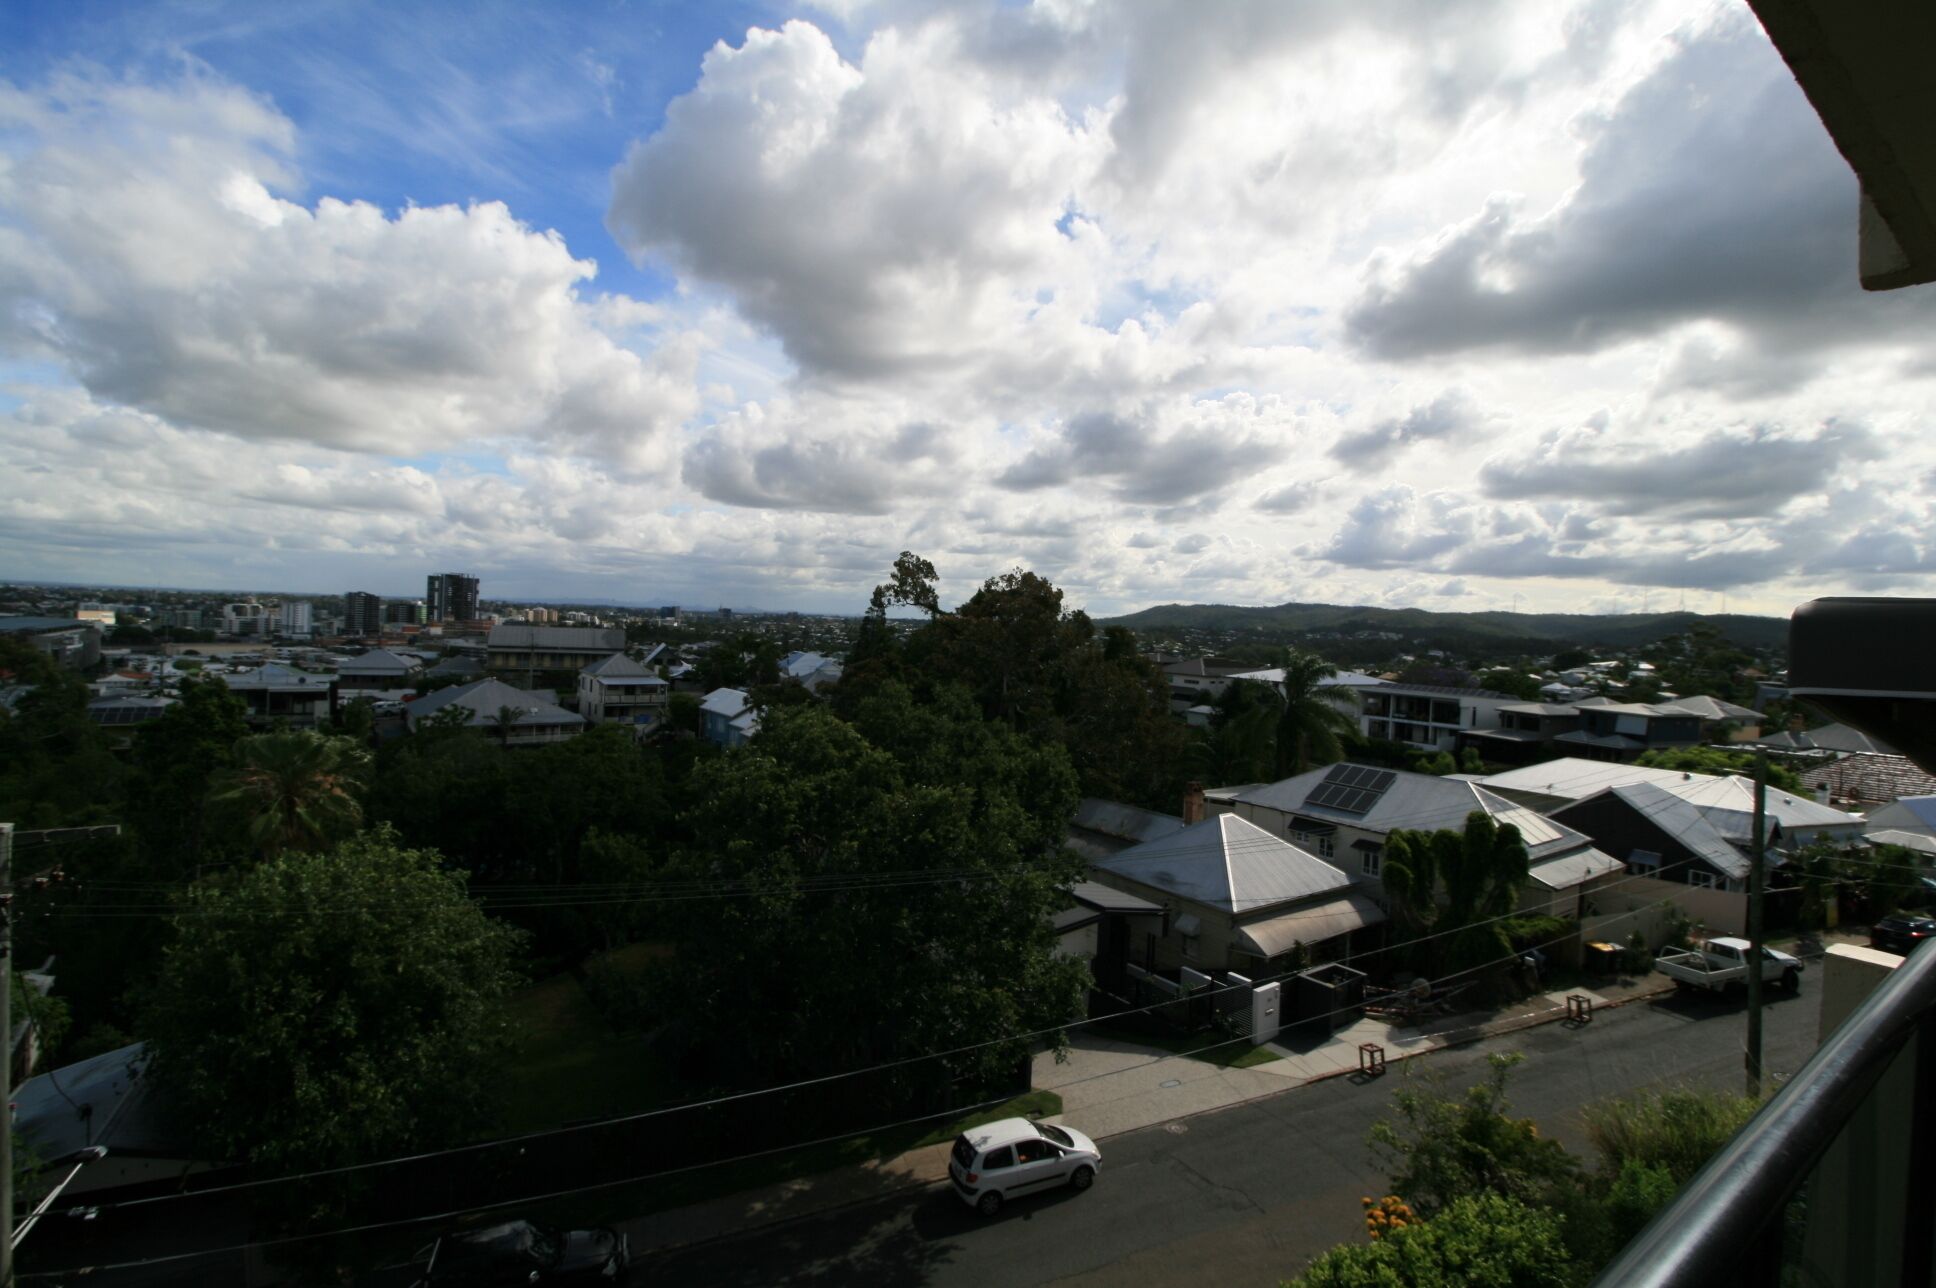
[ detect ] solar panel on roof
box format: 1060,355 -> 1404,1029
1304,764 -> 1398,815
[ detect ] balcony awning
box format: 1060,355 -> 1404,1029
1234,891 -> 1385,959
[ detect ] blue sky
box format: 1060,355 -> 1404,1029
2,1 -> 1933,615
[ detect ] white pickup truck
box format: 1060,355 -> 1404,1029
1655,937 -> 1803,994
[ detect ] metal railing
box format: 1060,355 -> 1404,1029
1592,942 -> 1936,1286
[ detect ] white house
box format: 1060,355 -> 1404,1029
578,652 -> 670,731
1358,684 -> 1519,753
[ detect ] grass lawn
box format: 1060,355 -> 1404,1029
498,945 -> 680,1135
1088,1019 -> 1281,1069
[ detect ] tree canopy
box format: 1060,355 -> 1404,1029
211,730 -> 371,857
1381,812 -> 1531,977
144,831 -> 524,1172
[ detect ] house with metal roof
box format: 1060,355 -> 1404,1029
1357,683 -> 1521,754
1864,794 -> 1936,840
13,1043 -> 209,1199
403,677 -> 586,746
699,687 -> 759,746
577,652 -> 670,732
1065,797 -> 1187,863
216,662 -> 337,729
1087,814 -> 1386,974
0,616 -> 102,670
336,647 -> 423,691
1480,758 -> 1864,847
1053,881 -> 1168,993
1214,762 -> 1597,876
485,624 -> 626,679
1802,752 -> 1936,810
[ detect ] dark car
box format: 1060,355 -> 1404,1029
415,1219 -> 628,1285
1870,915 -> 1936,957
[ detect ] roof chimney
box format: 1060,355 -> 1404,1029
1183,781 -> 1205,826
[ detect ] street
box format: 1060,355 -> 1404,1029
635,985 -> 1821,1286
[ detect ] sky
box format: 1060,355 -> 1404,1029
2,0 -> 1932,616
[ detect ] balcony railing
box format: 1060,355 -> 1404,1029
1591,942 -> 1936,1286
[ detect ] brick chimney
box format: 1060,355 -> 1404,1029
1182,781 -> 1205,825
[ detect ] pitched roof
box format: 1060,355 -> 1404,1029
1754,722 -> 1898,755
1574,782 -> 1755,880
403,677 -> 584,727
1091,813 -> 1352,914
583,651 -> 654,678
1228,765 -> 1585,860
14,1043 -> 195,1164
218,662 -> 333,690
1801,753 -> 1936,806
1529,847 -> 1625,890
700,687 -> 749,718
337,648 -> 418,674
1664,774 -> 1861,831
1374,682 -> 1519,700
1482,757 -> 1706,801
1875,795 -> 1936,830
1071,798 -> 1187,846
485,624 -> 626,651
1866,829 -> 1936,856
1658,694 -> 1762,722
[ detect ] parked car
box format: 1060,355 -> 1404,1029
413,1219 -> 628,1285
1871,915 -> 1936,957
948,1117 -> 1101,1216
1656,937 -> 1802,994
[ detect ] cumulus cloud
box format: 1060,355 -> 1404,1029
997,395 -> 1294,506
682,397 -> 968,513
0,71 -> 695,470
1343,15 -> 1936,367
1330,390 -> 1482,471
1479,419 -> 1880,519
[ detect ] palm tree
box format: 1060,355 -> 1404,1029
492,704 -> 523,748
211,731 -> 372,857
1273,649 -> 1357,777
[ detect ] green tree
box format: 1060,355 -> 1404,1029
664,700 -> 1087,1099
1631,747 -> 1805,794
126,676 -> 250,873
143,831 -> 524,1172
1274,649 -> 1357,777
210,730 -> 372,858
1370,1054 -> 1578,1218
1381,813 -> 1531,976
1287,1193 -> 1572,1288
0,641 -> 123,827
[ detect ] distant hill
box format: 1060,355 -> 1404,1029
1099,601 -> 1788,651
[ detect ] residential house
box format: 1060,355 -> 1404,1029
0,616 -> 103,670
422,654 -> 486,684
1863,794 -> 1936,840
336,648 -> 423,692
1548,782 -> 1797,938
1210,763 -> 1619,916
13,1043 -> 209,1199
578,652 -> 670,731
1741,721 -> 1898,757
779,650 -> 844,693
403,677 -> 586,746
1465,702 -> 1586,764
1227,667 -> 1386,723
217,663 -> 337,729
1154,655 -> 1256,714
699,687 -> 759,746
1358,683 -> 1520,753
85,694 -> 177,748
1065,797 -> 1186,864
1552,700 -> 1703,762
1480,757 -> 1865,847
1801,753 -> 1936,810
1087,813 -> 1386,976
1053,881 -> 1168,995
485,624 -> 626,681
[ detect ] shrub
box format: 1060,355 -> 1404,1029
1288,1193 -> 1572,1288
1581,1086 -> 1760,1185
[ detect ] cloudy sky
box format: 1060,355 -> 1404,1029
2,0 -> 1931,616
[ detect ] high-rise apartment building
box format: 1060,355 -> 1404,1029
383,600 -> 426,626
344,591 -> 384,636
278,601 -> 314,636
426,573 -> 480,623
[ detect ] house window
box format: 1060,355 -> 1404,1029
1362,847 -> 1382,877
1181,932 -> 1200,961
1317,836 -> 1335,860
1686,870 -> 1717,890
1627,849 -> 1662,875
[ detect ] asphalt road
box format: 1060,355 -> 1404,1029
634,985 -> 1822,1287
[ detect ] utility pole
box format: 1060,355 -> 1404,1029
2,820 -> 13,1288
1745,753 -> 1768,1098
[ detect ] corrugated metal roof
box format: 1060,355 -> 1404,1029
1071,798 -> 1186,845
486,624 -> 626,651
1594,782 -> 1752,879
1091,814 -> 1350,913
700,687 -> 748,717
404,677 -> 584,727
1235,891 -> 1386,958
1230,765 -> 1584,859
1529,847 -> 1624,890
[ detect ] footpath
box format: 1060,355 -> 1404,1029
624,971 -> 1674,1256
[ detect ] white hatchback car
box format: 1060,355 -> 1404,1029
948,1117 -> 1101,1216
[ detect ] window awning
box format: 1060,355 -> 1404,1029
1234,891 -> 1386,959
1291,817 -> 1337,836
1173,913 -> 1202,937
1351,839 -> 1382,852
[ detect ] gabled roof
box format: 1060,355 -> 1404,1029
1091,814 -> 1351,914
1665,775 -> 1861,831
14,1043 -> 195,1164
1482,757 -> 1705,802
485,624 -> 626,651
1571,782 -> 1755,880
582,651 -> 654,679
1071,798 -> 1186,847
1866,829 -> 1936,856
1752,722 -> 1898,755
1529,847 -> 1625,890
1876,795 -> 1936,830
700,687 -> 749,718
338,648 -> 418,674
1658,694 -> 1762,722
1801,753 -> 1936,806
1227,765 -> 1585,860
403,677 -> 584,727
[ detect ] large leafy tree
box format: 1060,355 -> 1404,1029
126,676 -> 250,872
143,831 -> 524,1172
1632,746 -> 1805,794
1381,811 -> 1531,976
664,698 -> 1087,1104
1274,649 -> 1357,777
1288,1193 -> 1572,1288
0,639 -> 123,827
211,730 -> 372,858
